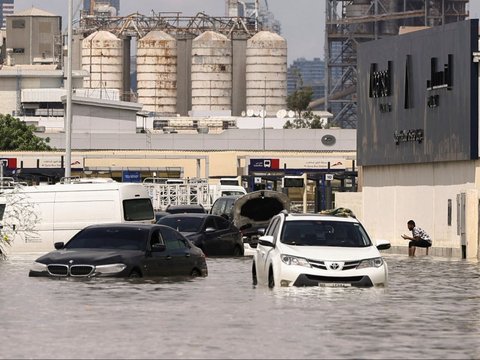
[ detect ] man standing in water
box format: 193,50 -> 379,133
401,220 -> 432,256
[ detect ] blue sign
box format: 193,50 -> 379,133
122,171 -> 141,183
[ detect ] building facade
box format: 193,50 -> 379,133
0,0 -> 13,29
347,19 -> 480,259
287,57 -> 325,101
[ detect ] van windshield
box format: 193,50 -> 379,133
123,199 -> 154,221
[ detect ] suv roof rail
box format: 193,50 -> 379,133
319,207 -> 356,218
280,209 -> 289,216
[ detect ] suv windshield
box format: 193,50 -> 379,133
280,220 -> 372,247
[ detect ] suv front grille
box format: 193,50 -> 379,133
308,259 -> 361,271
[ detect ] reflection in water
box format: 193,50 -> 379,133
0,254 -> 478,359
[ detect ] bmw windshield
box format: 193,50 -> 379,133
65,227 -> 149,250
280,220 -> 372,247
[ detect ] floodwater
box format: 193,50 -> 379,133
0,253 -> 479,359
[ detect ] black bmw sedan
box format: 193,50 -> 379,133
157,213 -> 244,257
29,223 -> 208,278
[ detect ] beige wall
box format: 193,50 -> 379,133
360,161 -> 480,259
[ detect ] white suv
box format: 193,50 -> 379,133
252,211 -> 391,288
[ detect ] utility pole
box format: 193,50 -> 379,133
65,0 -> 73,179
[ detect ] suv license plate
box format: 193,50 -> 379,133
319,283 -> 351,288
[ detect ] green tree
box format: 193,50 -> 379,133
286,86 -> 313,119
0,114 -> 52,150
284,88 -> 326,129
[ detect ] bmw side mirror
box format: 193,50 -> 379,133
54,242 -> 64,250
205,227 -> 216,233
151,243 -> 166,252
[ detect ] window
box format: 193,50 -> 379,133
0,203 -> 5,221
66,227 -> 148,250
123,198 -> 154,221
215,216 -> 230,230
161,227 -> 187,250
150,230 -> 164,249
12,19 -> 25,28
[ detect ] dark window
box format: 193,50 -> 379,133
0,203 -> 5,221
158,216 -> 203,233
204,216 -> 216,229
12,19 -> 25,28
150,230 -> 164,249
215,216 -> 230,230
123,198 -> 154,221
66,227 -> 148,250
161,227 -> 187,250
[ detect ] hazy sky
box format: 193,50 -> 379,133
13,0 -> 480,65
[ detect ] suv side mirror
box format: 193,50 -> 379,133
375,239 -> 391,251
54,242 -> 64,250
258,235 -> 274,247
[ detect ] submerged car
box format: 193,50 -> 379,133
29,223 -> 208,278
157,213 -> 244,257
252,211 -> 390,288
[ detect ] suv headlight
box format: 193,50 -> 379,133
356,257 -> 384,269
95,263 -> 127,275
281,255 -> 311,267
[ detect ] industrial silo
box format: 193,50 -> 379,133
191,31 -> 232,112
246,31 -> 287,116
82,30 -> 123,94
137,30 -> 177,114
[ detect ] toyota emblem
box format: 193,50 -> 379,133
329,262 -> 339,270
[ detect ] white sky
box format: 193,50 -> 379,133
13,0 -> 480,65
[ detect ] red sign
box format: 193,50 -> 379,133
0,158 -> 17,169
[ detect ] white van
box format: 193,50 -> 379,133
0,182 -> 155,255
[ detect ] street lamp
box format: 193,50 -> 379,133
64,0 -> 73,179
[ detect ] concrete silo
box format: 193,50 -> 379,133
137,30 -> 177,114
191,31 -> 232,112
246,31 -> 287,116
82,30 -> 123,95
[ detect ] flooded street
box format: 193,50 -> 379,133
0,254 -> 479,359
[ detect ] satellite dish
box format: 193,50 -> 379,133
241,110 -> 246,117
288,110 -> 295,118
276,109 -> 287,119
247,109 -> 254,117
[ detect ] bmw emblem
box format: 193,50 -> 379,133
69,260 -> 74,264
329,262 -> 339,270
